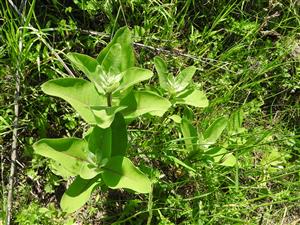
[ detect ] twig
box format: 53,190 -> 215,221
5,55 -> 21,225
79,29 -> 231,68
1,145 -> 5,218
39,37 -> 75,77
5,2 -> 23,224
19,0 -> 27,13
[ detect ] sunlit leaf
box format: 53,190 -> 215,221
97,27 -> 135,71
154,56 -> 169,91
220,152 -> 236,167
41,78 -> 106,124
175,66 -> 196,91
201,117 -> 228,147
101,43 -> 123,75
206,148 -> 236,167
169,115 -> 182,123
49,160 -> 77,178
116,67 -> 153,92
67,53 -> 105,94
91,105 -> 127,128
102,156 -> 151,193
60,175 -> 101,213
121,91 -> 171,119
33,138 -> 98,179
175,89 -> 209,107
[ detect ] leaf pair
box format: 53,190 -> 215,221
154,56 -> 208,108
60,156 -> 152,213
33,113 -> 151,213
42,78 -> 172,127
41,78 -> 121,128
154,57 -> 195,93
67,52 -> 152,95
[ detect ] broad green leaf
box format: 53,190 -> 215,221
33,138 -> 98,179
110,113 -> 127,156
41,78 -> 106,124
121,91 -> 171,119
88,126 -> 112,163
49,160 -> 77,178
91,105 -> 127,128
88,113 -> 127,160
116,67 -> 153,92
97,27 -> 135,71
153,56 -> 169,91
67,53 -> 105,94
101,43 -> 123,75
175,66 -> 196,91
201,117 -> 228,147
181,118 -> 198,151
175,89 -> 209,107
60,175 -> 101,213
102,156 -> 151,193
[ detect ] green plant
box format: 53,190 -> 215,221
1,0 -> 298,223
32,27 -> 174,213
154,56 -> 208,108
179,114 -> 237,167
177,109 -> 251,167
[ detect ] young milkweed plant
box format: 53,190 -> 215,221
153,56 -> 208,108
33,27 -> 210,214
154,57 -> 237,167
32,27 -> 174,213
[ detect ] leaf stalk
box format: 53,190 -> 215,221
107,92 -> 112,107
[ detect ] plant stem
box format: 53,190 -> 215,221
107,92 -> 112,107
146,184 -> 153,225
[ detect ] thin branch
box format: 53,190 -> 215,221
5,61 -> 20,225
79,29 -> 232,71
1,145 -> 5,219
39,37 -> 75,77
5,2 -> 24,224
